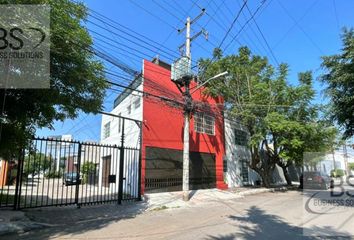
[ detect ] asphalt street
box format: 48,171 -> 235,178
3,186 -> 354,240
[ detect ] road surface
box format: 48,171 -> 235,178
4,187 -> 354,239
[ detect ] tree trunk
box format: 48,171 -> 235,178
253,167 -> 273,188
248,143 -> 276,188
277,161 -> 292,186
261,172 -> 272,188
281,165 -> 292,186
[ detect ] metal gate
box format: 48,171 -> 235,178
0,137 -> 141,209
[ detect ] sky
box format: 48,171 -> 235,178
37,0 -> 354,143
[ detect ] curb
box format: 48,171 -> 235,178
236,185 -> 298,197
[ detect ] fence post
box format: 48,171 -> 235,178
137,122 -> 142,201
75,143 -> 82,208
118,119 -> 125,205
13,147 -> 25,210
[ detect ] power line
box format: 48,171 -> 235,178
218,0 -> 248,50
87,8 -> 180,58
332,0 -> 341,33
157,0 -> 203,58
204,0 -> 265,57
275,0 -> 323,54
151,0 -> 185,25
245,3 -> 280,67
86,18 -> 176,62
232,0 -> 270,57
128,0 -> 178,31
195,0 -> 253,73
223,0 -> 266,54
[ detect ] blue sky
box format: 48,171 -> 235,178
37,0 -> 354,142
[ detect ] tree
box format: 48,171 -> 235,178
23,152 -> 51,178
349,163 -> 354,171
81,161 -> 97,184
199,47 -> 336,187
0,0 -> 107,158
321,28 -> 354,138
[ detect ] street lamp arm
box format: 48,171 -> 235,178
191,71 -> 228,94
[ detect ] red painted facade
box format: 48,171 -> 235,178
141,59 -> 227,194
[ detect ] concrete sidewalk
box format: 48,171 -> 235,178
0,185 -> 297,236
0,209 -> 50,236
144,185 -> 296,211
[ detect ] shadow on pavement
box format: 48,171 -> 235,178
206,206 -> 352,240
2,201 -> 147,239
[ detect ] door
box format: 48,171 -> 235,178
102,156 -> 111,187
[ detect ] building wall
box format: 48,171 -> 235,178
224,118 -> 290,187
101,81 -> 143,148
224,118 -> 254,187
316,149 -> 354,176
100,76 -> 143,193
142,59 -> 227,193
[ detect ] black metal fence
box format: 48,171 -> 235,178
0,137 -> 141,209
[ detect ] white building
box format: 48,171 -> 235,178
224,118 -> 296,187
316,147 -> 354,176
224,118 -> 255,187
99,76 -> 143,195
101,76 -> 143,148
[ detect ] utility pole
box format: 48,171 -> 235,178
171,10 -> 226,201
182,16 -> 192,201
172,10 -> 207,201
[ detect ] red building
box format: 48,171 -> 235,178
141,59 -> 227,193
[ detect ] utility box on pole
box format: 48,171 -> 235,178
171,56 -> 192,85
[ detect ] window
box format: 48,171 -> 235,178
134,97 -> 140,109
104,122 -> 110,139
194,113 -> 215,135
235,129 -> 248,146
127,105 -> 131,114
240,159 -> 249,183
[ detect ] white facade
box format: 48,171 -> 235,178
99,76 -> 143,194
316,148 -> 354,176
100,79 -> 143,148
224,118 -> 257,187
224,118 -> 288,187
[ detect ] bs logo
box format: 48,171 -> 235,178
0,27 -> 46,50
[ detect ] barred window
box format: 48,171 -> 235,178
235,129 -> 248,146
240,159 -> 249,183
194,113 -> 215,135
104,122 -> 110,139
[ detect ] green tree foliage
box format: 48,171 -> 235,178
321,28 -> 354,138
349,163 -> 354,171
81,161 -> 97,184
81,161 -> 97,175
330,169 -> 345,178
0,0 -> 107,158
23,152 -> 51,178
199,47 -> 336,187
